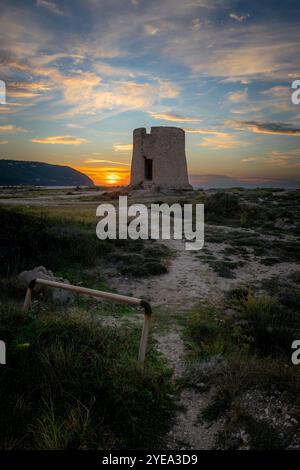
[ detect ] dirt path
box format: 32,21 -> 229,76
109,237 -> 225,449
155,328 -> 223,449
109,238 -> 223,309
108,232 -> 299,449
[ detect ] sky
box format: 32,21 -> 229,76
0,0 -> 300,187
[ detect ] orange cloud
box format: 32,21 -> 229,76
113,143 -> 133,152
31,135 -> 89,145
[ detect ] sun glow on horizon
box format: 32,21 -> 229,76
74,165 -> 130,186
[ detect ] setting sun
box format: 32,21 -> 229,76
74,166 -> 130,186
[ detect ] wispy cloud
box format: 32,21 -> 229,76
113,143 -> 133,152
267,149 -> 300,166
0,124 -> 27,133
191,18 -> 201,32
66,123 -> 84,129
229,12 -> 250,22
198,133 -> 248,149
228,120 -> 300,136
84,158 -> 130,166
241,156 -> 260,163
261,85 -> 290,98
149,111 -> 201,122
145,25 -> 160,36
31,135 -> 89,145
184,128 -> 227,136
227,89 -> 248,103
36,0 -> 64,16
8,81 -> 51,99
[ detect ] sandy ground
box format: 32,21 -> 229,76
109,233 -> 299,309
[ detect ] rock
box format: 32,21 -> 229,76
18,266 -> 75,303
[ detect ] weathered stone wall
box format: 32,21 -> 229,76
130,127 -> 191,190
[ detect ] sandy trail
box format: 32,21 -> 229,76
109,237 -> 227,449
109,238 -> 222,309
108,230 -> 299,449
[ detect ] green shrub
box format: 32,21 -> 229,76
0,207 -> 106,275
206,192 -> 240,217
234,292 -> 300,356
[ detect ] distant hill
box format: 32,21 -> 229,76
0,160 -> 94,187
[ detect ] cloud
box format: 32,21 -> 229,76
270,149 -> 300,159
229,13 -> 250,22
163,20 -> 300,80
267,149 -> 300,166
36,66 -> 180,117
36,0 -> 64,16
198,133 -> 248,150
94,62 -> 140,78
31,135 -> 89,145
184,128 -> 227,136
84,158 -> 130,166
192,18 -> 201,31
198,133 -> 247,149
228,120 -> 300,136
8,81 -> 52,99
0,124 -> 27,133
0,140 -> 8,145
241,149 -> 300,167
241,157 -> 260,163
145,25 -> 160,36
157,81 -> 180,99
113,143 -> 133,152
66,123 -> 84,129
227,89 -> 248,103
261,86 -> 290,98
149,112 -> 201,122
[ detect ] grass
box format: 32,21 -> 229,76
0,206 -> 171,278
207,260 -> 245,278
0,204 -> 176,449
0,301 -> 175,450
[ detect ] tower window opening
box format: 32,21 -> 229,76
144,156 -> 153,181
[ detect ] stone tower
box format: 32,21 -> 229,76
130,127 -> 192,190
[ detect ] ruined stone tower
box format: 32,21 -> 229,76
130,127 -> 192,190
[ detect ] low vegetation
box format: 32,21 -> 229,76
0,301 -> 175,449
0,206 -> 171,278
183,277 -> 300,449
0,204 -> 175,449
0,188 -> 299,450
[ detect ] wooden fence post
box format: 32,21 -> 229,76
22,278 -> 152,365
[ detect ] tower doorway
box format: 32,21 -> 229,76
144,157 -> 153,181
